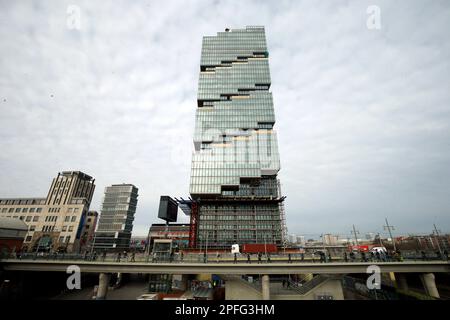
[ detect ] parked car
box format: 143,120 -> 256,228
370,246 -> 387,254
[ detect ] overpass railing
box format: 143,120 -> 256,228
0,250 -> 448,264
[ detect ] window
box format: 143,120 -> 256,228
22,208 -> 28,213
29,208 -> 35,213
15,208 -> 21,213
71,216 -> 76,222
1,208 -> 7,213
29,226 -> 35,231
36,208 -> 42,213
25,216 -> 32,222
8,208 -> 14,213
68,226 -> 74,232
65,236 -> 71,243
33,216 -> 39,222
59,236 -> 64,243
62,226 -> 67,232
19,216 -> 24,220
25,236 -> 32,242
85,225 -> 89,229
65,216 -> 70,222
68,208 -> 73,213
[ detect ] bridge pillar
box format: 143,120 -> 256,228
96,273 -> 111,300
420,273 -> 439,299
395,273 -> 408,291
261,275 -> 270,300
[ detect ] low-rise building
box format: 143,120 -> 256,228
0,217 -> 28,255
148,223 -> 190,250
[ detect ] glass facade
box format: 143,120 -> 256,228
190,26 -> 286,248
94,184 -> 139,251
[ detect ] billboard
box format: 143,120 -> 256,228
158,196 -> 178,222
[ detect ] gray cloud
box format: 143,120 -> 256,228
1,0 -> 449,238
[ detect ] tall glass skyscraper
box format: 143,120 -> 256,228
188,26 -> 287,249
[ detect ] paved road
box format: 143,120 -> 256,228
53,276 -> 148,300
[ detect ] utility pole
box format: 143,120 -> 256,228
351,225 -> 360,247
383,218 -> 396,252
377,233 -> 383,247
433,224 -> 443,257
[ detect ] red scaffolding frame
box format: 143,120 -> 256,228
188,201 -> 199,248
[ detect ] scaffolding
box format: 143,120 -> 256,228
176,178 -> 287,250
195,196 -> 286,249
277,179 -> 288,248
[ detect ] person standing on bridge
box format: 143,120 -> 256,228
361,251 -> 366,262
130,251 -> 135,262
258,252 -> 262,264
436,250 -> 442,260
344,252 -> 348,262
116,252 -> 121,262
203,251 -> 207,264
234,252 -> 237,264
444,250 -> 448,261
267,253 -> 271,263
288,253 -> 292,263
102,251 -> 106,262
247,253 -> 251,264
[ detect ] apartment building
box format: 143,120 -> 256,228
0,171 -> 96,253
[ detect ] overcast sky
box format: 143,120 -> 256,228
1,0 -> 449,239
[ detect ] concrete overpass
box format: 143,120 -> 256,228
1,259 -> 449,300
1,259 -> 449,274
